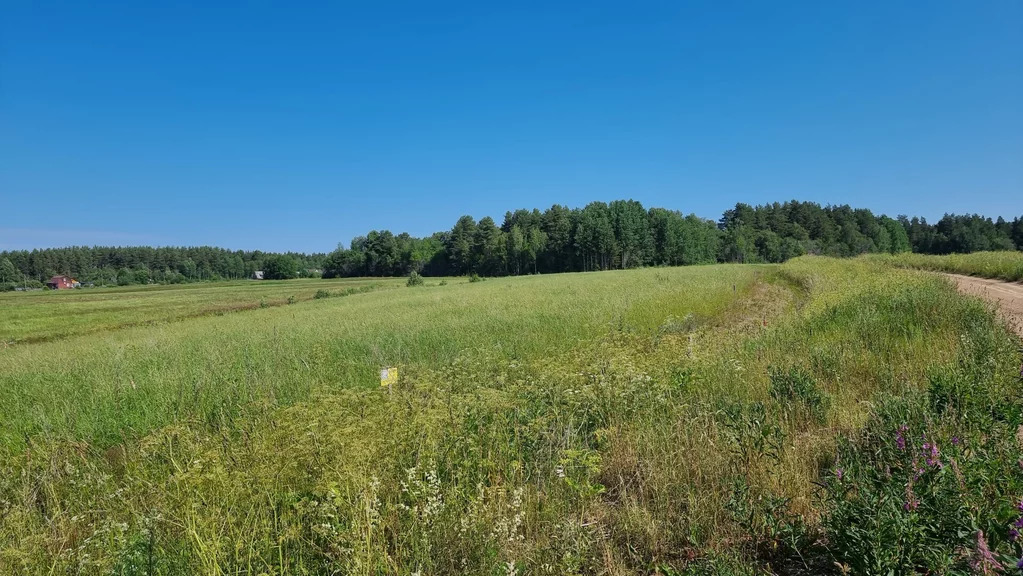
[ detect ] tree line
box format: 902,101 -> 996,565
0,246 -> 324,289
322,200 -> 726,278
2,200 -> 1020,288
322,200 -> 1022,278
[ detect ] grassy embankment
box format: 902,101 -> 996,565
1,257 -> 1021,574
871,250 -> 1023,282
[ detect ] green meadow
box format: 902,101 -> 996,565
0,277 -> 408,344
1,257 -> 1021,574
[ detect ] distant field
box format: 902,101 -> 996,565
1,257 -> 1021,574
871,250 -> 1023,282
0,277 -> 409,343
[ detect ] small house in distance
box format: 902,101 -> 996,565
47,275 -> 77,290
252,271 -> 265,280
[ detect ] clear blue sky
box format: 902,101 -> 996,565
2,1 -> 1021,253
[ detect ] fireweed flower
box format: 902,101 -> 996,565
912,458 -> 925,481
904,483 -> 920,511
925,442 -> 941,468
970,531 -> 1001,573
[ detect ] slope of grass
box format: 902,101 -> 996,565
871,251 -> 1023,282
2,258 -> 1021,574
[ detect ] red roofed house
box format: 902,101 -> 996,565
47,275 -> 77,290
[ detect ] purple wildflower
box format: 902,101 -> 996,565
896,425 -> 908,451
1017,499 -> 1023,512
1017,556 -> 1023,572
912,458 -> 925,480
925,442 -> 941,468
835,468 -> 844,481
904,483 -> 919,511
971,531 -> 1001,573
1010,528 -> 1019,542
1014,517 -> 1023,529
951,436 -> 960,446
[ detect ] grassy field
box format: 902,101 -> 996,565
0,277 -> 408,344
871,250 -> 1023,282
1,258 -> 1021,574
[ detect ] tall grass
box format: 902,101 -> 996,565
871,251 -> 1023,282
1,258 -> 1020,574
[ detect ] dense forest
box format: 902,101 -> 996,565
2,200 -> 1020,288
320,200 -> 1023,278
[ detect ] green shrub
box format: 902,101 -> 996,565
468,273 -> 483,283
406,271 -> 424,287
314,289 -> 331,299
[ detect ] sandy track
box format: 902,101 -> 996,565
944,274 -> 1023,338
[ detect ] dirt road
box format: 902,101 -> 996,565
944,274 -> 1023,337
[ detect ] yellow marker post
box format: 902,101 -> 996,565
380,366 -> 398,392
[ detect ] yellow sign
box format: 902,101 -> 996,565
380,367 -> 398,387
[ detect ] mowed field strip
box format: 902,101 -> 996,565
0,277 -> 408,344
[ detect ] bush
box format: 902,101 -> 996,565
468,273 -> 483,283
314,289 -> 331,299
407,271 -> 424,287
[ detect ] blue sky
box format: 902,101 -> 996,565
1,1 -> 1021,253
